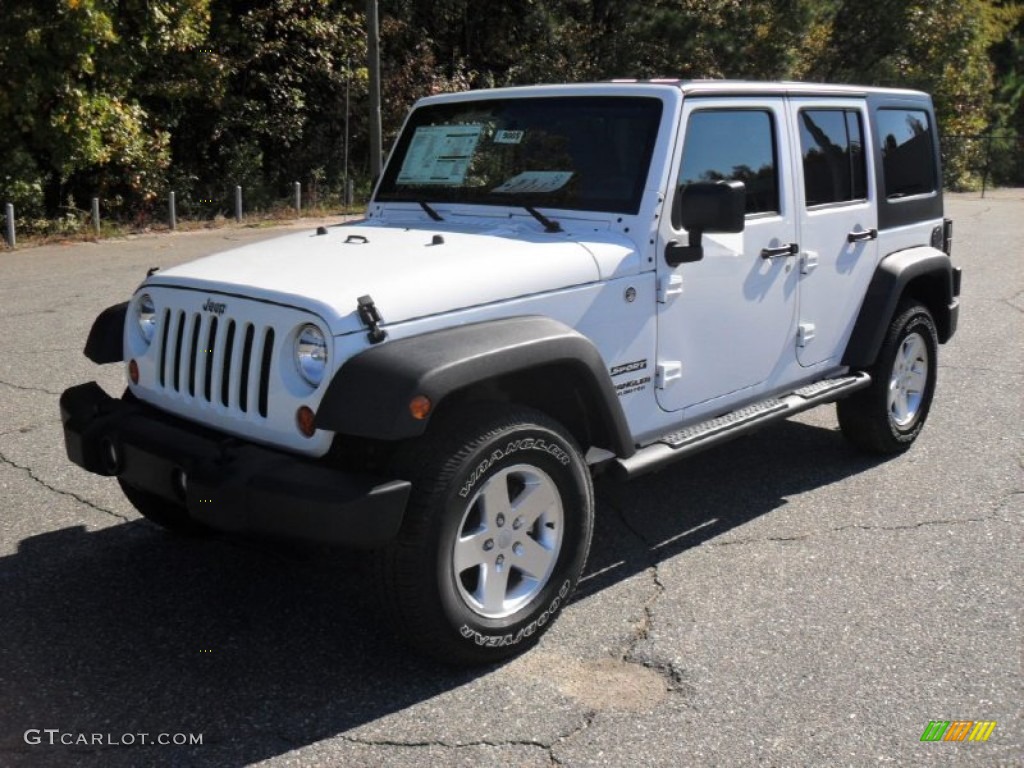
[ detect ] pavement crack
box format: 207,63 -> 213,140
614,506 -> 668,662
0,447 -> 130,523
710,513 -> 1013,548
339,733 -> 555,751
0,420 -> 62,438
0,378 -> 63,397
548,710 -> 596,765
937,364 -> 1024,377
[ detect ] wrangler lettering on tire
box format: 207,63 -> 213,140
375,406 -> 594,665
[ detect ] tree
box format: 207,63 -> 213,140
0,1 -> 209,217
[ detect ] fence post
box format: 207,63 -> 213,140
981,134 -> 993,199
169,191 -> 177,231
92,197 -> 101,234
235,185 -> 243,223
4,203 -> 14,249
294,181 -> 301,216
345,179 -> 354,207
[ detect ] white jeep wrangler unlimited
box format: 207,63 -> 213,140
61,81 -> 960,664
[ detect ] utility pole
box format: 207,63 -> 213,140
344,56 -> 351,206
367,0 -> 383,181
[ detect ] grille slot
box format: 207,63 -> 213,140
153,305 -> 275,419
203,316 -> 218,401
188,315 -> 201,397
221,320 -> 236,407
158,309 -> 171,388
258,328 -> 274,418
172,311 -> 186,392
239,324 -> 255,413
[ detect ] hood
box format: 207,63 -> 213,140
148,222 -> 638,335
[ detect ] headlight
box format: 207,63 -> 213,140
294,324 -> 328,387
136,293 -> 156,344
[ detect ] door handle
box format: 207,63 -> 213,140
760,242 -> 799,259
847,228 -> 878,243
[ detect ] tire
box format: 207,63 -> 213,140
118,478 -> 210,536
837,302 -> 938,454
375,405 -> 594,665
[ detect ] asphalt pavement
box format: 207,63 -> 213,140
0,194 -> 1020,767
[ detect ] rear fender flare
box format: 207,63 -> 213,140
843,247 -> 956,368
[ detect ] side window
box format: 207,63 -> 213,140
876,108 -> 937,198
677,110 -> 779,222
799,109 -> 867,206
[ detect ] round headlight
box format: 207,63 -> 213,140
294,324 -> 328,387
136,293 -> 156,344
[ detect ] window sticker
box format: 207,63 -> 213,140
396,124 -> 484,185
494,129 -> 525,144
492,171 -> 574,194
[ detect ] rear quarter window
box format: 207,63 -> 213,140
876,108 -> 938,198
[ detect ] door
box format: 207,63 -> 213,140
788,99 -> 879,367
656,98 -> 799,415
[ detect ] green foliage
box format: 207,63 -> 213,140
1,0 -> 1020,223
988,2 -> 1024,184
0,1 -> 179,214
800,0 -> 1022,188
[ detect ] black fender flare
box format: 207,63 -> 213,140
843,247 -> 958,368
315,315 -> 634,457
84,302 -> 128,364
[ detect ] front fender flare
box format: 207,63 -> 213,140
84,302 -> 128,364
315,315 -> 633,456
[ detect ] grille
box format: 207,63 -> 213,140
157,308 -> 275,418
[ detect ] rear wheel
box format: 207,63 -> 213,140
375,405 -> 594,665
838,302 -> 938,454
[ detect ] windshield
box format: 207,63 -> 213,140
376,96 -> 663,215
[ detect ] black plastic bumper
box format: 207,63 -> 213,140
59,382 -> 410,547
945,266 -> 962,342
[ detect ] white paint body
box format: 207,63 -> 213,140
123,82 -> 940,457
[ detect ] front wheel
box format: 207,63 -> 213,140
375,405 -> 594,665
837,302 -> 939,454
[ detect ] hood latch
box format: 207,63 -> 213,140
357,295 -> 387,344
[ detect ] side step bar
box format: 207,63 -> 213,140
613,373 -> 871,480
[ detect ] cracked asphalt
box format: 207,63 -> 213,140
0,193 -> 1021,767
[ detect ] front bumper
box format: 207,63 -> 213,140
59,382 -> 410,547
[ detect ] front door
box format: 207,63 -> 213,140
655,98 -> 799,417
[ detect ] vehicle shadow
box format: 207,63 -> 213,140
580,418 -> 888,599
0,419 -> 886,766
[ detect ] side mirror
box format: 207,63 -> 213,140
666,180 -> 746,266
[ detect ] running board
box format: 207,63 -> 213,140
613,372 -> 871,479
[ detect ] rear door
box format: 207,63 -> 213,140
788,99 -> 879,367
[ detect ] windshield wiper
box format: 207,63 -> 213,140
418,201 -> 444,221
524,206 -> 562,233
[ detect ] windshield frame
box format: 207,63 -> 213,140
375,95 -> 665,216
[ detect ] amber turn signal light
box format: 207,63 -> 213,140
409,395 -> 432,420
128,359 -> 139,384
296,405 -> 316,437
